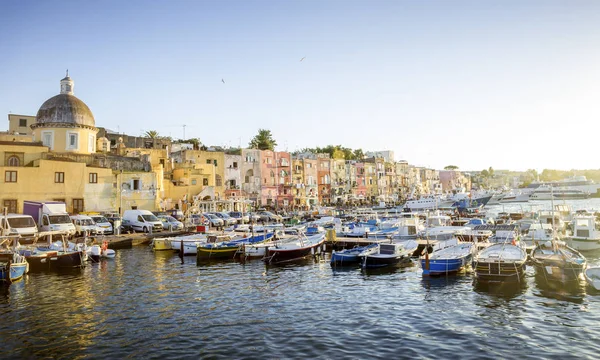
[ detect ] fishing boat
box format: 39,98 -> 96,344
530,240 -> 586,284
474,243 -> 527,282
242,233 -> 303,259
16,231 -> 86,271
566,214 -> 600,251
360,240 -> 417,269
263,233 -> 327,264
584,267 -> 600,290
421,242 -> 475,276
0,236 -> 29,281
330,243 -> 378,267
197,233 -> 273,260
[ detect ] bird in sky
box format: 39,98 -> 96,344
300,57 -> 306,62
222,78 -> 225,83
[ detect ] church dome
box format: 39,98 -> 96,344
34,94 -> 95,128
32,72 -> 96,129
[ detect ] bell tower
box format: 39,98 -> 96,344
60,70 -> 74,95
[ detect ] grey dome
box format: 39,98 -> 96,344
34,94 -> 95,128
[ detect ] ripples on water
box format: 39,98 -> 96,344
2,245 -> 600,359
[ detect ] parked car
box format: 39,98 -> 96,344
211,212 -> 237,226
70,215 -> 97,237
190,213 -> 224,228
119,219 -> 135,234
257,211 -> 283,223
89,215 -> 114,235
158,215 -> 184,231
246,212 -> 262,223
228,211 -> 250,224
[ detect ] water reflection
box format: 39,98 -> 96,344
533,273 -> 586,303
473,278 -> 528,300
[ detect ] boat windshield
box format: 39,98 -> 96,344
7,217 -> 36,228
49,215 -> 71,224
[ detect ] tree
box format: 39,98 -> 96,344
444,165 -> 459,170
249,129 -> 277,150
353,148 -> 365,160
144,130 -> 159,139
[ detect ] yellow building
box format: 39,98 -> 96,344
365,162 -> 378,203
7,114 -> 35,136
1,74 -> 163,215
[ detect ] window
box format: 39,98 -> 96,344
73,199 -> 84,214
5,171 -> 17,183
89,173 -> 98,183
42,132 -> 53,149
203,178 -> 208,186
88,134 -> 95,153
216,175 -> 222,186
19,119 -> 27,127
55,172 -> 65,183
207,159 -> 212,164
3,199 -> 17,213
191,179 -> 197,185
67,133 -> 78,150
132,179 -> 140,190
7,156 -> 19,167
232,162 -> 238,168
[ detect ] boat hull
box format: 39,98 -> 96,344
475,261 -> 526,282
21,251 -> 85,271
0,261 -> 27,282
421,255 -> 472,276
566,237 -> 600,251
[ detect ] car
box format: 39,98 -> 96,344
246,212 -> 262,223
228,211 -> 250,224
211,212 -> 237,226
89,215 -> 114,235
119,219 -> 135,234
191,213 -> 224,228
257,211 -> 283,223
158,215 -> 184,231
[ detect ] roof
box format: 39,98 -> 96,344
35,94 -> 95,128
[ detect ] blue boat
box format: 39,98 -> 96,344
360,240 -> 418,269
330,243 -> 378,267
0,252 -> 28,283
421,243 -> 475,276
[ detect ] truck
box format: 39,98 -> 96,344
0,213 -> 38,243
23,201 -> 76,237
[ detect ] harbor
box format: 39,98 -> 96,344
2,199 -> 600,358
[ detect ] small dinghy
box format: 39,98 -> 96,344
421,242 -> 475,276
584,266 -> 600,290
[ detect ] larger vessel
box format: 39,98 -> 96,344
526,176 -> 600,195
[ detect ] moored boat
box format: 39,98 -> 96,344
584,266 -> 600,290
263,233 -> 327,264
0,252 -> 28,283
360,240 -> 417,269
530,240 -> 586,284
474,243 -> 527,282
330,243 -> 378,267
421,242 -> 475,276
566,214 -> 600,251
197,233 -> 274,260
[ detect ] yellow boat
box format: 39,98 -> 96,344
151,238 -> 172,251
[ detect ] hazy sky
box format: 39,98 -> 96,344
1,0 -> 599,172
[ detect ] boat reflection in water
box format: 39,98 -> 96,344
473,278 -> 528,300
533,272 -> 586,303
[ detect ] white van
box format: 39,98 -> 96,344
0,214 -> 38,242
70,215 -> 97,237
122,210 -> 163,233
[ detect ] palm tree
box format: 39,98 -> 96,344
249,129 -> 277,150
145,130 -> 159,139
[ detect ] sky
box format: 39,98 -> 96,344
1,0 -> 599,172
